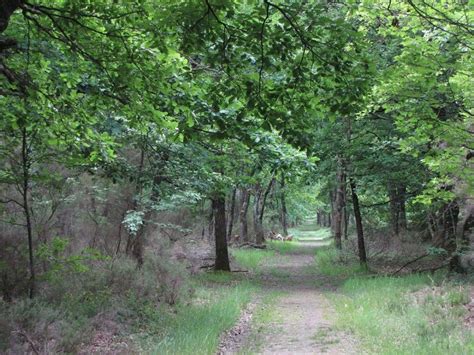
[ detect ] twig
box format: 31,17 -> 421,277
391,253 -> 429,275
13,330 -> 40,355
413,262 -> 449,274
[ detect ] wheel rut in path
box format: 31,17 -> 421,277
220,240 -> 358,355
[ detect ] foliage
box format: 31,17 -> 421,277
36,237 -> 108,282
0,0 -> 473,352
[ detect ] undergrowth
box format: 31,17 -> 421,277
267,240 -> 297,254
333,274 -> 474,354
141,281 -> 258,355
232,248 -> 275,271
318,244 -> 474,354
0,253 -> 189,353
1,255 -> 259,355
315,245 -> 366,277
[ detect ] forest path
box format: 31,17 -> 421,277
222,224 -> 358,354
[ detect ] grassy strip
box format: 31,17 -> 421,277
289,227 -> 331,241
140,281 -> 257,355
232,248 -> 275,271
334,274 -> 474,354
316,243 -> 474,354
237,291 -> 283,355
266,240 -> 298,254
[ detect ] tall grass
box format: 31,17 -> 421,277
315,244 -> 474,354
144,282 -> 257,355
232,248 -> 275,271
333,274 -> 474,354
267,240 -> 297,254
315,245 -> 365,277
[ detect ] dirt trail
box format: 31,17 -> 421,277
220,237 -> 358,354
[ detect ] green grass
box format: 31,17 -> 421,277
194,270 -> 236,284
266,240 -> 298,254
315,245 -> 366,277
332,274 -> 474,354
237,291 -> 283,354
232,248 -> 275,271
138,281 -> 257,355
289,227 -> 331,241
315,245 -> 474,354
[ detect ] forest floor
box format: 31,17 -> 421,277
220,225 -> 358,354
218,222 -> 474,355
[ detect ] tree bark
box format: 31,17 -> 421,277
440,199 -> 459,255
126,149 -> 168,266
253,190 -> 263,244
451,205 -> 474,272
239,188 -> 250,242
389,185 -> 400,235
350,177 -> 367,267
21,126 -> 35,298
0,0 -> 22,34
333,166 -> 345,250
213,197 -> 230,271
280,174 -> 289,237
317,211 -> 322,226
227,188 -> 237,239
343,206 -> 349,240
329,190 -> 335,234
389,184 -> 407,235
254,177 -> 275,245
398,185 -> 407,231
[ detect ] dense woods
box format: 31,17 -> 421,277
0,1 -> 473,353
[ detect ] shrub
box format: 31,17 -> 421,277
1,250 -> 190,353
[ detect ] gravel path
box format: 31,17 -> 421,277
220,240 -> 358,354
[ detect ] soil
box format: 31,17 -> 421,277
219,240 -> 358,354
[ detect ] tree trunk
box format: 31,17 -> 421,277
343,206 -> 349,240
254,177 -> 275,245
333,166 -> 345,250
389,185 -> 400,235
389,184 -> 407,235
253,190 -> 262,244
21,127 -> 35,298
131,210 -> 154,267
239,188 -> 250,242
280,174 -> 289,237
317,211 -> 322,226
0,0 -> 21,34
451,205 -> 474,272
213,197 -> 230,271
126,150 -> 168,266
131,225 -> 145,267
440,199 -> 459,255
350,178 -> 367,267
398,185 -> 407,232
329,190 -> 335,234
227,188 -> 237,238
